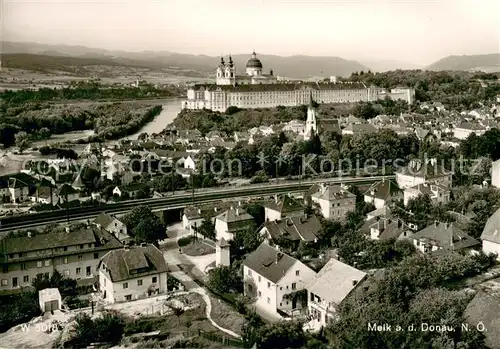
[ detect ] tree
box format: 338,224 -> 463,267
133,217 -> 167,244
171,305 -> 184,326
15,131 -> 30,153
196,217 -> 215,240
122,205 -> 166,243
232,225 -> 261,256
207,266 -> 243,294
39,127 -> 51,139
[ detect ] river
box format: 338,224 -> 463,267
125,98 -> 183,140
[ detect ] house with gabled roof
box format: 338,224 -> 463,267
215,206 -> 255,241
413,222 -> 480,254
403,182 -> 450,206
243,243 -> 316,319
341,123 -> 377,136
363,179 -> 403,209
310,184 -> 356,220
305,258 -> 367,331
264,194 -> 305,222
481,207 -> 500,260
396,159 -> 452,189
57,184 -> 81,204
98,244 -> 168,303
93,213 -> 130,244
259,214 -> 322,249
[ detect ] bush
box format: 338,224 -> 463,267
178,236 -> 194,247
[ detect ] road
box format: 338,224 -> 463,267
0,175 -> 393,232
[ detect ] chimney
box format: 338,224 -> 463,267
214,207 -> 218,212
123,245 -> 130,251
27,231 -> 32,238
276,252 -> 283,264
275,195 -> 279,203
352,280 -> 358,286
444,222 -> 449,229
65,226 -> 70,233
434,221 -> 438,228
140,242 -> 147,247
238,201 -> 242,207
236,208 -> 240,216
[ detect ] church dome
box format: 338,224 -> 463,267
246,51 -> 263,68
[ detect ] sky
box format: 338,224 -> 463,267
2,0 -> 499,65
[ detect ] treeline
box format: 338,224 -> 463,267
195,129 -> 421,180
345,70 -> 500,110
459,128 -> 500,161
173,99 -> 412,136
0,83 -> 179,108
172,105 -> 308,135
0,103 -> 161,147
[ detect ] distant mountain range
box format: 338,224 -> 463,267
426,54 -> 500,72
2,41 -> 498,77
2,41 -> 369,78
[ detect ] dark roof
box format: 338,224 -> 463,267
343,123 -> 377,134
58,183 -> 79,196
369,218 -> 411,240
216,207 -> 254,224
481,207 -> 500,244
93,212 -> 119,229
414,222 -> 480,251
1,226 -> 122,255
364,179 -> 402,200
191,81 -> 367,93
262,214 -> 322,243
246,52 -> 263,68
100,245 -> 168,283
264,195 -> 304,214
243,243 -> 298,283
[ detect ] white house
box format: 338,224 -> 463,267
403,183 -> 450,206
183,155 -> 196,170
492,159 -> 500,188
310,184 -> 356,220
453,123 -> 486,140
38,288 -> 62,313
396,160 -> 452,189
412,222 -> 480,254
305,258 -> 367,331
364,179 -> 403,209
214,207 -> 255,241
481,207 -> 500,259
93,213 -> 130,244
8,178 -> 30,203
243,243 -> 316,319
98,244 -> 168,303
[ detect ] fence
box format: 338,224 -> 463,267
198,329 -> 245,348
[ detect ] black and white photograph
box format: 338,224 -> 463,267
0,0 -> 499,348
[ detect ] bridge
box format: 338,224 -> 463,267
0,175 -> 394,232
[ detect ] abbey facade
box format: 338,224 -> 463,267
183,52 -> 415,112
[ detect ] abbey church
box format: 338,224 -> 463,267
183,52 -> 415,112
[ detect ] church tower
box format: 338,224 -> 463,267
216,56 -> 225,85
224,55 -> 236,85
304,92 -> 317,140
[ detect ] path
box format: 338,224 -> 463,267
160,225 -> 241,339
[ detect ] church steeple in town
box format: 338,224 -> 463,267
304,91 -> 317,141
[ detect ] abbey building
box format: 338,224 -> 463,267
183,52 -> 415,112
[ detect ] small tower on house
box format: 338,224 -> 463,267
304,92 -> 318,140
216,238 -> 231,267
